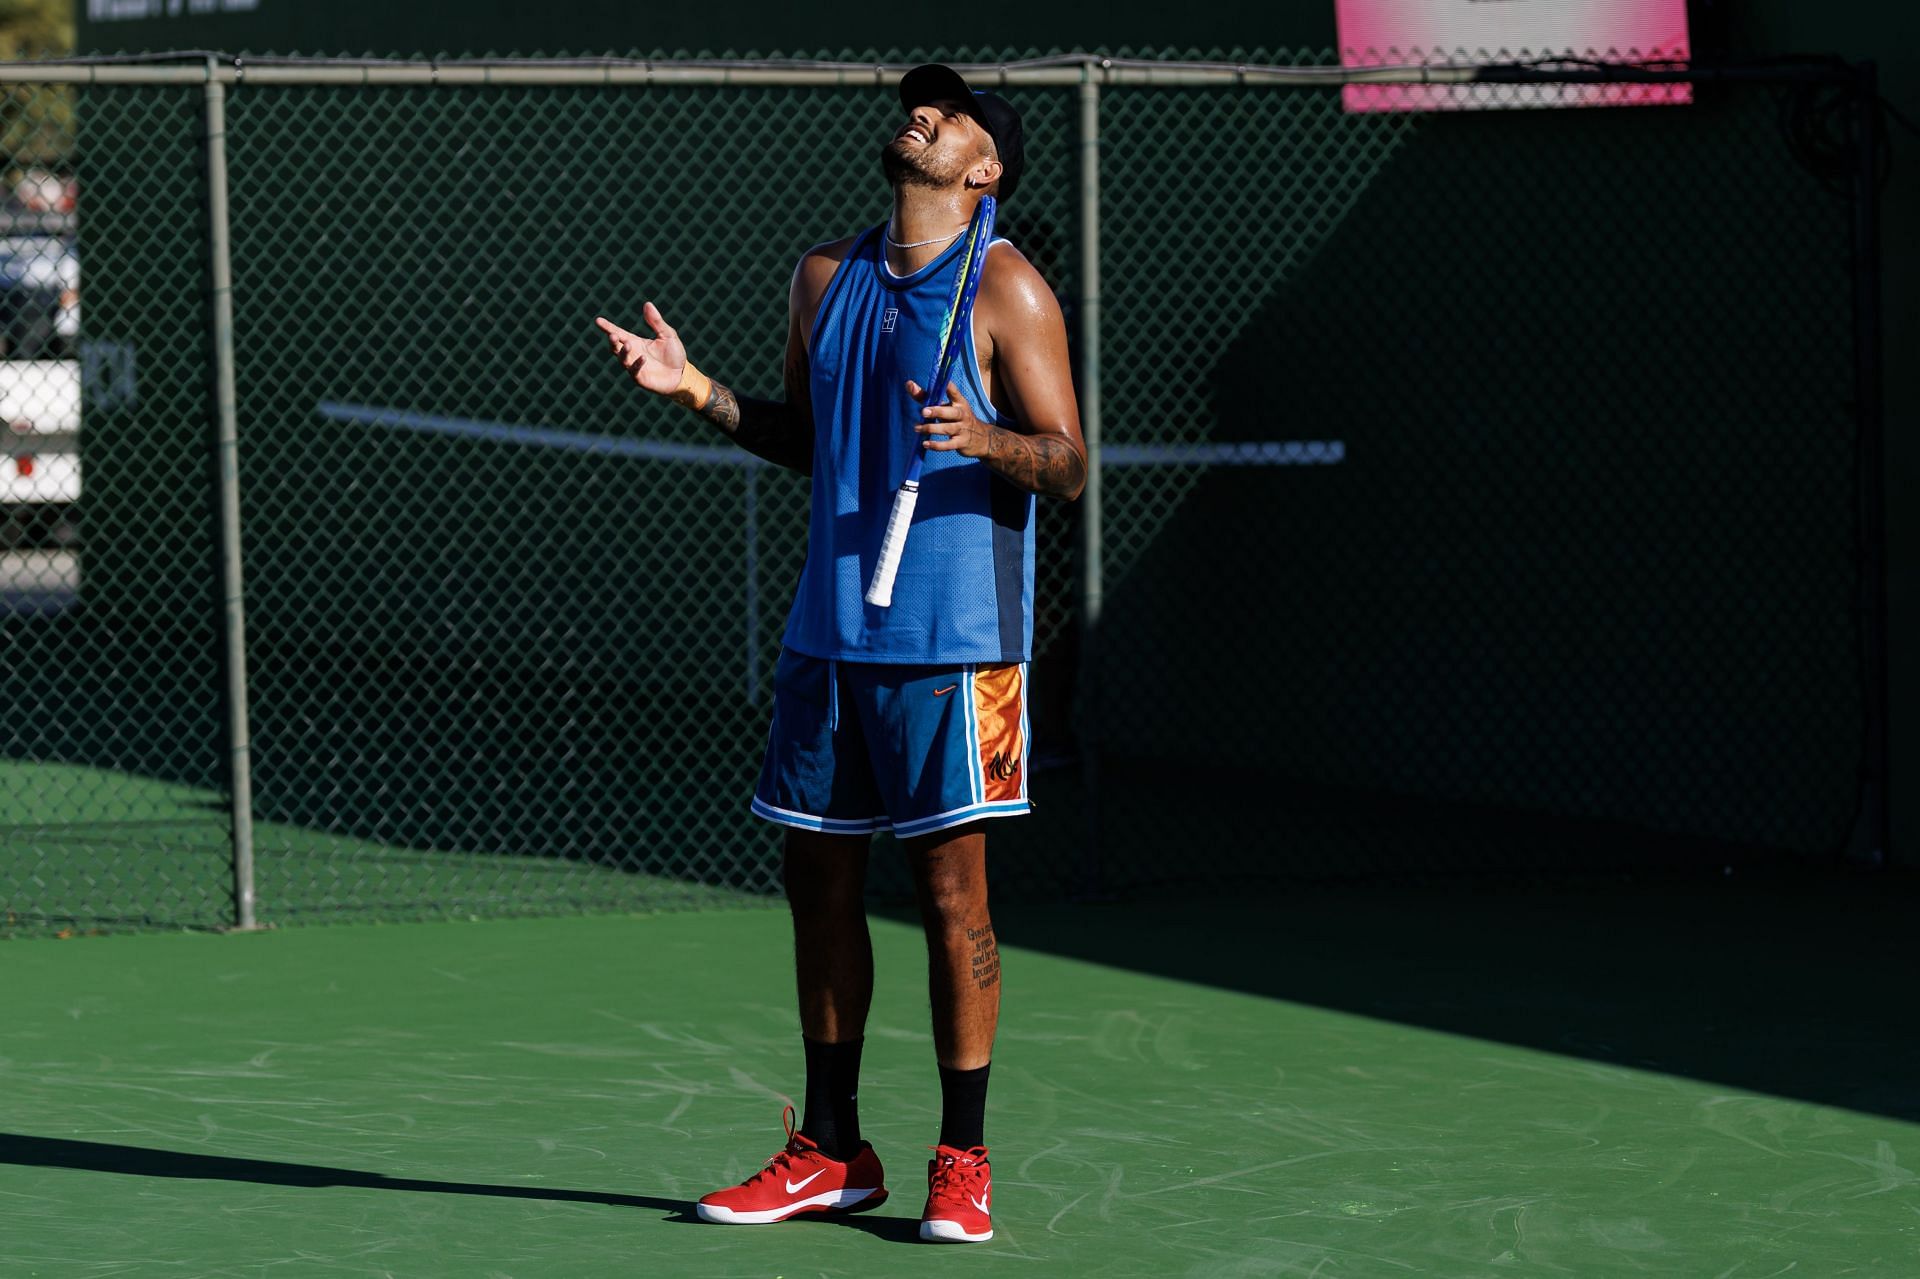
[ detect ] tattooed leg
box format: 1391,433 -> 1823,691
968,923 -> 1002,992
904,824 -> 999,1070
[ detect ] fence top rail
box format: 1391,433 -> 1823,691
0,51 -> 1860,89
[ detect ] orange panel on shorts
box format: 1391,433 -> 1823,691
972,663 -> 1025,803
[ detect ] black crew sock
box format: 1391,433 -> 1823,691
937,1061 -> 991,1152
800,1035 -> 863,1160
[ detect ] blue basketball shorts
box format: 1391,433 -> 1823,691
751,648 -> 1031,839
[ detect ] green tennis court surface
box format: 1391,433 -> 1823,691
3,760 -> 757,931
4,886 -> 1917,1275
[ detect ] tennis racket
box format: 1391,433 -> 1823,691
864,194 -> 997,608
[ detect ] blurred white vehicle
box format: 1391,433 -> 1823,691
1,359 -> 80,546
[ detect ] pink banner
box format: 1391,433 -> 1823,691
1336,0 -> 1690,112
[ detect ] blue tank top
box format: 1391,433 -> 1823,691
783,225 -> 1036,665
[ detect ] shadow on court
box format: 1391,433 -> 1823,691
887,865 -> 1920,1127
0,1135 -> 919,1243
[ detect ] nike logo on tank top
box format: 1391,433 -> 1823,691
783,225 -> 1036,665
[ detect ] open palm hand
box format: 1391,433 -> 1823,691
594,302 -> 687,397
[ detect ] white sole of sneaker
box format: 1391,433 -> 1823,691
696,1186 -> 884,1225
920,1218 -> 993,1243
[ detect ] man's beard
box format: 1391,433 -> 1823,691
880,137 -> 962,190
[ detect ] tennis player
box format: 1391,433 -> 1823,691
595,63 -> 1084,1244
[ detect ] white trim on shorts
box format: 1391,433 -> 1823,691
961,664 -> 983,807
749,796 -> 891,834
748,795 -> 1031,839
1020,660 -> 1031,801
891,798 -> 1031,839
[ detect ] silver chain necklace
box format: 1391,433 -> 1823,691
886,222 -> 965,251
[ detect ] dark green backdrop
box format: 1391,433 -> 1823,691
14,47 -> 1875,936
66,7 -> 1909,888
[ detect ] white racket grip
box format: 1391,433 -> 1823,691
864,480 -> 920,607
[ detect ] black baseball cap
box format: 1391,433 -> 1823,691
898,63 -> 1025,204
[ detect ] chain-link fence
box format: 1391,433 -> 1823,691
0,53 -> 1886,932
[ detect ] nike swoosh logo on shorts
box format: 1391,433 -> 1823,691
934,685 -> 957,697
786,1169 -> 827,1194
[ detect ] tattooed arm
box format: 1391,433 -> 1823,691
910,242 -> 1087,500
683,325 -> 814,474
594,242 -> 852,476
979,426 -> 1086,499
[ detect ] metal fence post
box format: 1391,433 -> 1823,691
744,461 -> 761,705
203,61 -> 260,928
1076,61 -> 1106,897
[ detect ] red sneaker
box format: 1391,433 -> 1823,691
920,1144 -> 992,1243
696,1107 -> 888,1225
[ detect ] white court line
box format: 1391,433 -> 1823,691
315,400 -> 1343,707
317,401 -> 757,465
317,401 -> 1344,466
1103,441 -> 1344,465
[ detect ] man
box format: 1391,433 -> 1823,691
595,63 -> 1084,1245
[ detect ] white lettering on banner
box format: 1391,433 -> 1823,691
79,341 -> 138,411
89,0 -> 258,20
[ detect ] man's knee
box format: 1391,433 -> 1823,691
924,869 -> 985,922
910,834 -> 989,934
783,831 -> 868,919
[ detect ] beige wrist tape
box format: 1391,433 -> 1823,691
671,361 -> 713,412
